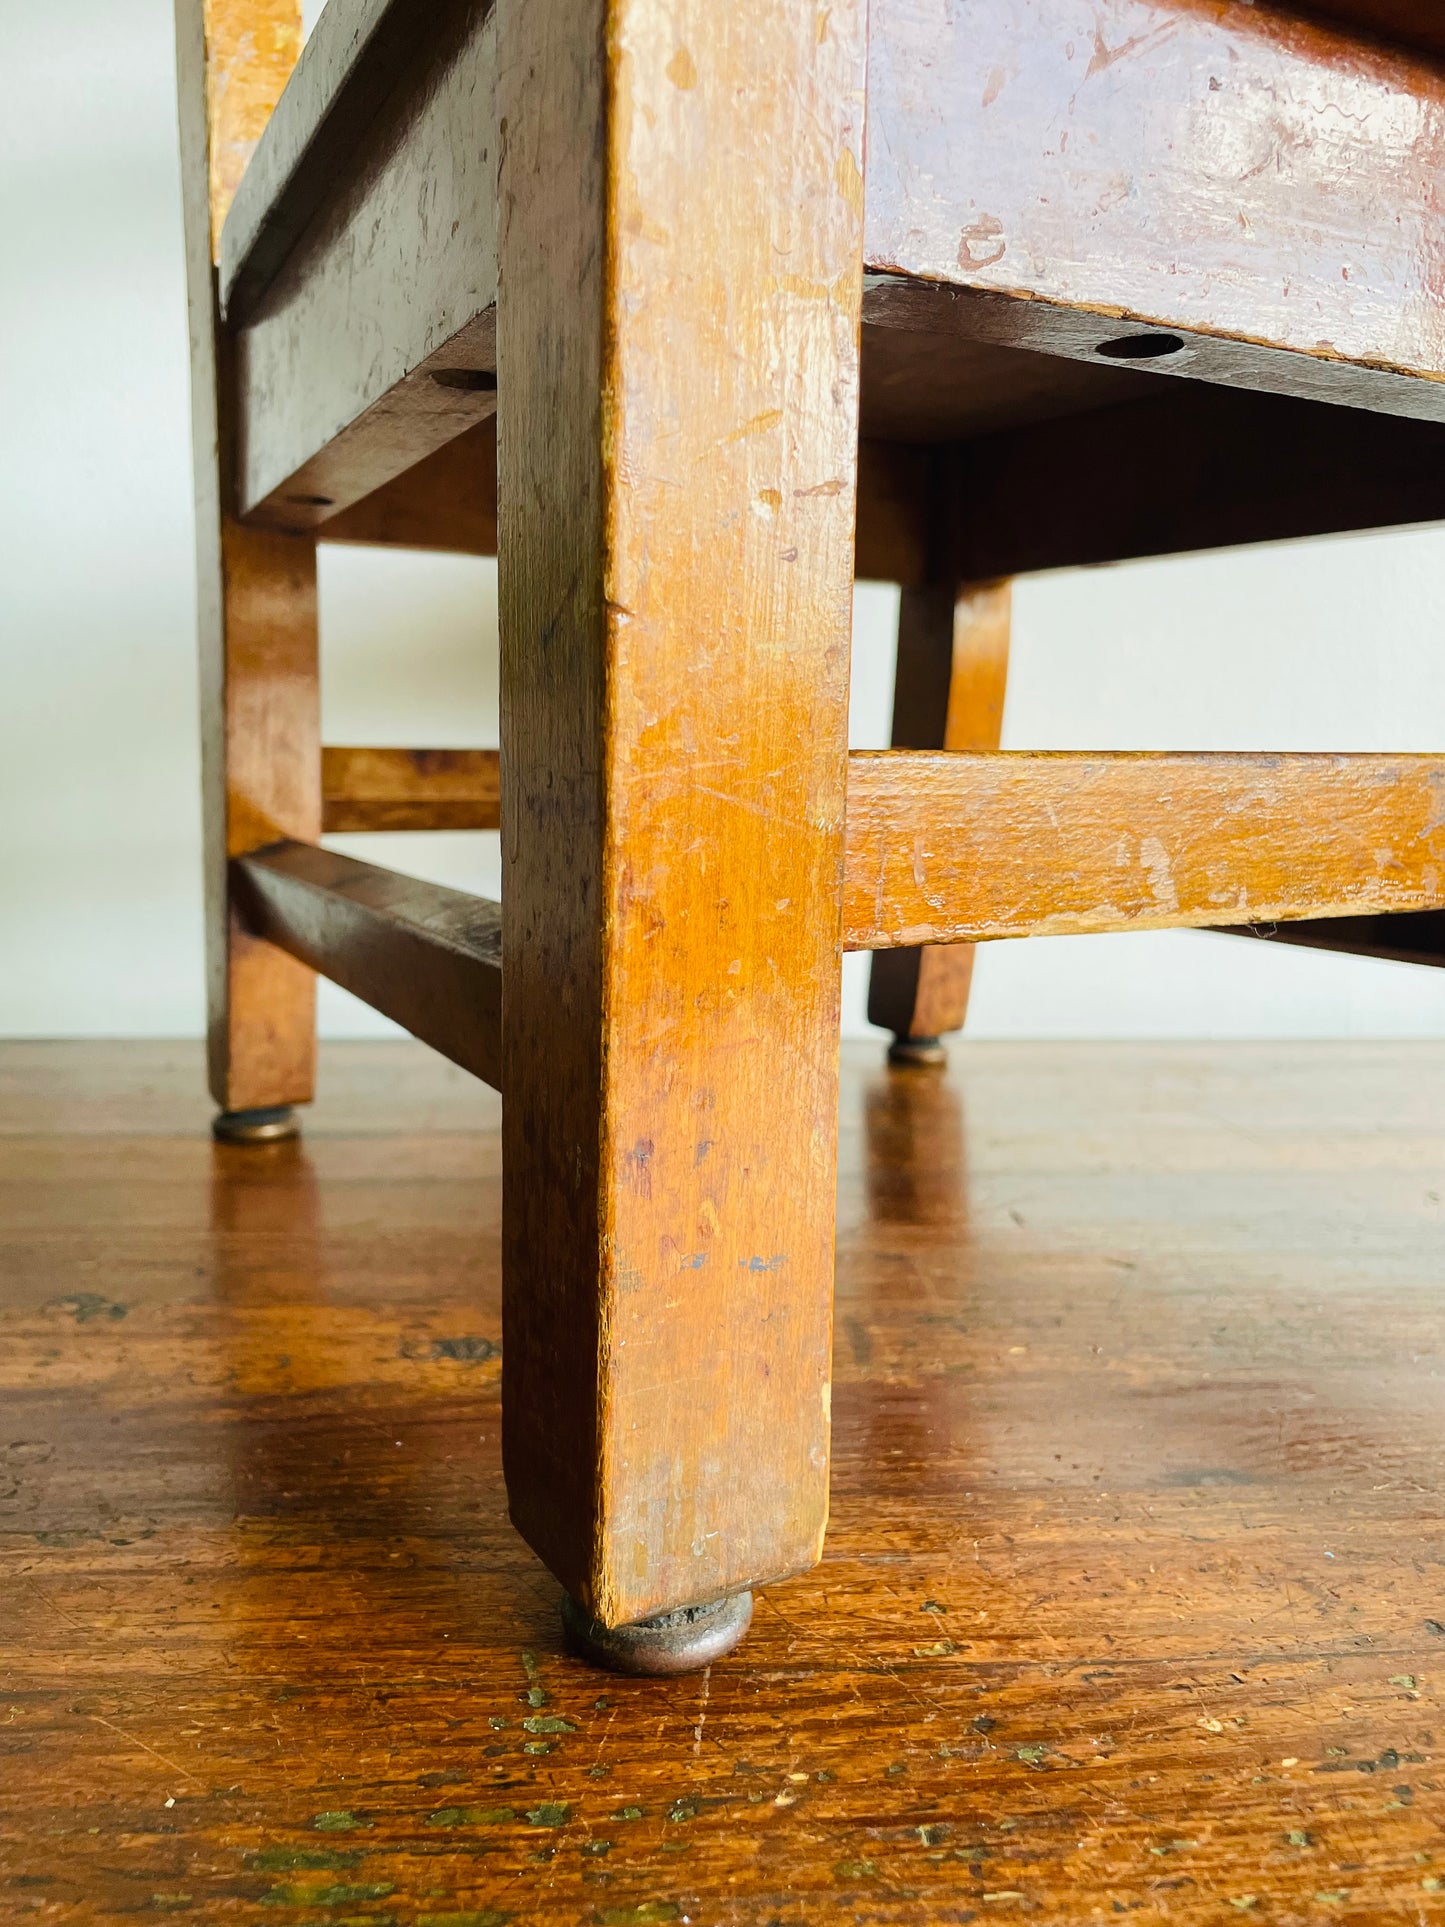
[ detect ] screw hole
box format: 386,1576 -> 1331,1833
285,493 -> 335,507
1096,332 -> 1187,362
430,368 -> 498,392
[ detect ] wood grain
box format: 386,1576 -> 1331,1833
177,0 -> 319,1116
319,415 -> 499,556
845,752 -> 1445,949
497,0 -> 867,1626
321,746 -> 500,833
220,0 -> 436,320
869,583 -> 1012,1043
234,842 -> 502,1090
9,1035 -> 1445,1922
233,2 -> 497,523
864,0 -> 1445,421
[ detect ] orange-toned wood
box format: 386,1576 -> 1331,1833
321,747 -> 500,833
319,417 -> 499,556
864,0 -> 1445,422
235,843 -> 502,1090
844,752 -> 1445,950
870,584 -> 1012,1047
496,0 -> 867,1626
177,0 -> 318,1116
11,1035 -> 1445,1920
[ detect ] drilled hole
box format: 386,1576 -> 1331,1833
285,493 -> 334,507
430,368 -> 498,392
1096,332 -> 1187,362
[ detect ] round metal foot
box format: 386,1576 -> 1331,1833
561,1590 -> 753,1676
888,1034 -> 947,1068
212,1105 -> 301,1146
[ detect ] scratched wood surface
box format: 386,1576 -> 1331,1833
495,0 -> 866,1624
5,1037 -> 1445,1924
844,753 -> 1445,950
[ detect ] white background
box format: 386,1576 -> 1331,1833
7,0 -> 1445,1044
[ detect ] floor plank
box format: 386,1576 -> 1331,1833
3,1040 -> 1445,1924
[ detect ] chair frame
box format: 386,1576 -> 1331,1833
178,0 -> 1445,1660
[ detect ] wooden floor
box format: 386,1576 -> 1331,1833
4,1040 -> 1445,1925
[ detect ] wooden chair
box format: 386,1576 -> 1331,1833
178,0 -> 1445,1671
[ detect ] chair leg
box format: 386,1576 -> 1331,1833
868,579 -> 1012,1065
201,523 -> 321,1141
496,0 -> 867,1656
176,0 -> 319,1139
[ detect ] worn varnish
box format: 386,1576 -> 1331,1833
865,0 -> 1445,420
495,0 -> 867,1625
6,1037 -> 1445,1923
845,752 -> 1445,950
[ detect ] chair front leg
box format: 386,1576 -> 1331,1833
496,0 -> 868,1658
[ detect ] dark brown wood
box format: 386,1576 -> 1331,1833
864,0 -> 1445,423
869,583 -> 1012,1046
321,746 -> 500,833
220,0 -> 441,321
9,1034 -> 1445,1921
1294,0 -> 1445,61
844,752 -> 1445,949
177,0 -> 320,1118
1214,909 -> 1445,966
496,0 -> 866,1628
943,384 -> 1445,583
234,842 -> 502,1090
232,0 -> 498,525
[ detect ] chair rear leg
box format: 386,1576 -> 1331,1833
868,579 -> 1012,1064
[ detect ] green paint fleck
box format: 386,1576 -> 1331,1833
1229,1901 -> 1258,1913
247,1849 -> 360,1873
617,1807 -> 644,1822
913,1640 -> 956,1658
51,1291 -> 128,1323
488,1718 -> 508,1731
1287,1831 -> 1312,1849
594,1697 -> 612,1710
259,1883 -> 394,1907
416,1914 -> 510,1927
917,1824 -> 949,1847
981,1895 -> 1026,1906
521,1651 -> 541,1681
582,1842 -> 613,1857
597,1906 -> 680,1925
1149,1840 -> 1200,1856
426,1807 -> 516,1828
1015,1744 -> 1049,1767
667,1798 -> 700,1823
523,1743 -> 552,1756
1425,1877 -> 1443,1894
526,1803 -> 570,1828
523,1715 -> 576,1734
587,1765 -> 611,1779
1391,1675 -> 1418,1690
920,1601 -> 948,1614
884,1763 -> 907,1779
525,1686 -> 548,1708
312,1813 -> 371,1833
1314,1894 -> 1348,1905
834,1860 -> 878,1881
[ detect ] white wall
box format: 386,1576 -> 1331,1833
7,0 -> 1445,1043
